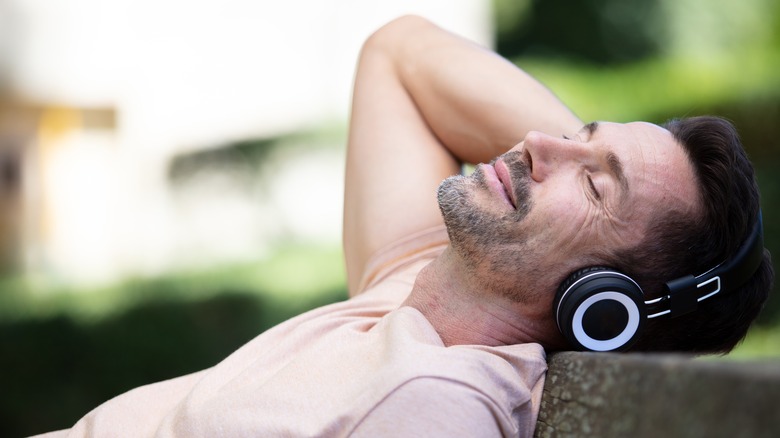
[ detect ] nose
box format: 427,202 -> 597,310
520,131 -> 592,182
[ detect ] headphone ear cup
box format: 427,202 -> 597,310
554,267 -> 611,332
554,267 -> 646,352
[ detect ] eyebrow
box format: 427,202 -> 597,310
582,121 -> 630,199
583,121 -> 599,136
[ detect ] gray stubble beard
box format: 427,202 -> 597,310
436,152 -> 539,303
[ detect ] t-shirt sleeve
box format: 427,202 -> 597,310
350,377 -> 525,438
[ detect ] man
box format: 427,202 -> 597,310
38,15 -> 771,437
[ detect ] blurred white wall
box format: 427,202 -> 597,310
0,0 -> 493,284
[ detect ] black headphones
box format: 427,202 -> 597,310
553,213 -> 765,352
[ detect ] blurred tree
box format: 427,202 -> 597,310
494,0 -> 667,64
494,0 -> 779,63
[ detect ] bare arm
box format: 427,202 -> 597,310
343,16 -> 583,295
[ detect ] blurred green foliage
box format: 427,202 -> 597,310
0,245 -> 347,437
495,0 -> 667,64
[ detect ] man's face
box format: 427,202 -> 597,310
437,121 -> 700,308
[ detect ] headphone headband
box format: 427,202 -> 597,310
648,213 -> 764,318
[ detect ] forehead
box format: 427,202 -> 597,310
594,121 -> 700,221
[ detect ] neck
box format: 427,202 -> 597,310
401,246 -> 564,348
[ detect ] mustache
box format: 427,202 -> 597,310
493,150 -> 530,181
471,150 -> 531,193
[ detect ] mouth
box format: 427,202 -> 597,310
494,159 -> 517,209
478,163 -> 515,210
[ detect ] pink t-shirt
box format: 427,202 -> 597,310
37,226 -> 547,437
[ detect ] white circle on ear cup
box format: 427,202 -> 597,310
572,291 -> 641,352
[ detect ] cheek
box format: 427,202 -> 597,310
525,186 -> 593,253
530,183 -> 589,227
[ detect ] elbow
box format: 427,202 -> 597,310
360,15 -> 437,60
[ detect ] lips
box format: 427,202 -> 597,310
494,159 -> 517,209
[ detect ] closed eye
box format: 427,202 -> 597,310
565,134 -> 600,200
587,175 -> 601,200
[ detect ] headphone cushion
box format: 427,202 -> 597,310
556,266 -> 612,301
554,267 -> 645,351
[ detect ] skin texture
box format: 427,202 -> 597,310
343,16 -> 699,349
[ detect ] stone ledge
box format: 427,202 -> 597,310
535,352 -> 780,438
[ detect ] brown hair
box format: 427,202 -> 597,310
614,116 -> 773,354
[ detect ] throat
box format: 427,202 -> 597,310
401,248 -> 552,347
